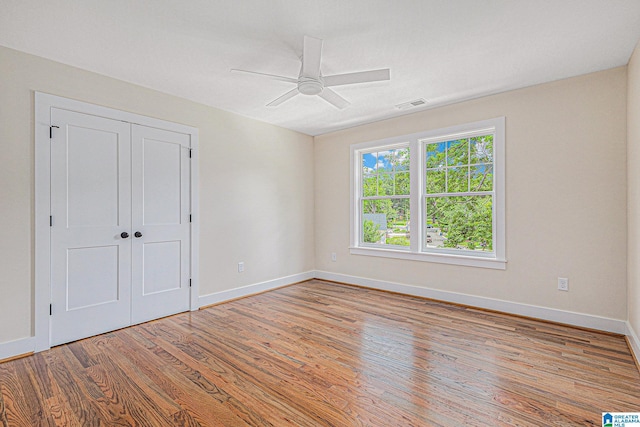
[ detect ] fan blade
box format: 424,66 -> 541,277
231,69 -> 297,84
267,88 -> 299,107
324,69 -> 390,87
301,35 -> 323,79
318,88 -> 350,110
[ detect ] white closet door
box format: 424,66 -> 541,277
50,108 -> 132,346
130,125 -> 191,324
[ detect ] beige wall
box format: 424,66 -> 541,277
0,46 -> 315,344
628,41 -> 640,337
315,67 -> 628,320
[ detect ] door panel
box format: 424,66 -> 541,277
66,126 -> 120,227
67,245 -> 119,310
50,108 -> 132,346
142,139 -> 182,225
143,241 -> 182,295
131,125 -> 191,324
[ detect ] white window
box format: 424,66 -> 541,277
350,117 -> 505,269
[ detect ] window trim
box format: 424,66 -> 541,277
350,117 -> 506,270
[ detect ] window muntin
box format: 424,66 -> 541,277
360,147 -> 410,248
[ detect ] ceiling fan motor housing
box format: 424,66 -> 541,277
298,77 -> 323,95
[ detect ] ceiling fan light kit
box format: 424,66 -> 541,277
232,35 -> 390,109
297,77 -> 323,95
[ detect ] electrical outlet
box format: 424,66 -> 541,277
331,252 -> 337,262
238,262 -> 244,273
558,277 -> 569,291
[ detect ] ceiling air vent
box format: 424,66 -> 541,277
395,98 -> 428,110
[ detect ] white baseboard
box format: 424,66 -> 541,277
314,271 -> 627,334
626,321 -> 640,365
1,271 -> 633,363
0,336 -> 35,361
198,271 -> 316,308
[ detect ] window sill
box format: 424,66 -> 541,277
349,246 -> 506,270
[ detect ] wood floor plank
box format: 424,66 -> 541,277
44,346 -> 109,426
0,355 -> 56,426
1,279 -> 639,426
0,383 -> 7,427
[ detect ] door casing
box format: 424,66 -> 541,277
35,92 -> 200,352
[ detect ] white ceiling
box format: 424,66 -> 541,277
2,1 -> 640,136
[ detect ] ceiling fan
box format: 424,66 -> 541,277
231,35 -> 390,109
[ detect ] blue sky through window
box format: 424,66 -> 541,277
362,151 -> 394,172
362,152 -> 377,172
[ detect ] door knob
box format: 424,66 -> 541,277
120,232 -> 129,239
134,231 -> 143,238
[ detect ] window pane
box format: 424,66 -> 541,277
425,195 -> 493,251
447,167 -> 469,193
470,136 -> 493,164
447,139 -> 469,166
470,164 -> 493,192
362,152 -> 377,173
378,151 -> 394,171
378,171 -> 394,195
362,199 -> 384,244
362,198 -> 410,247
362,147 -> 410,197
387,198 -> 411,246
395,172 -> 410,195
394,148 -> 410,171
426,142 -> 446,168
426,169 -> 445,194
363,175 -> 377,196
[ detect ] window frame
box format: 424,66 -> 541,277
350,117 -> 506,270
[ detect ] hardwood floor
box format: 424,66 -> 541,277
1,279 -> 639,426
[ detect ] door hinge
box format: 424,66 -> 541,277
49,125 -> 59,139
189,214 -> 192,223
189,149 -> 192,158
49,304 -> 52,316
50,216 -> 53,227
189,279 -> 192,288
